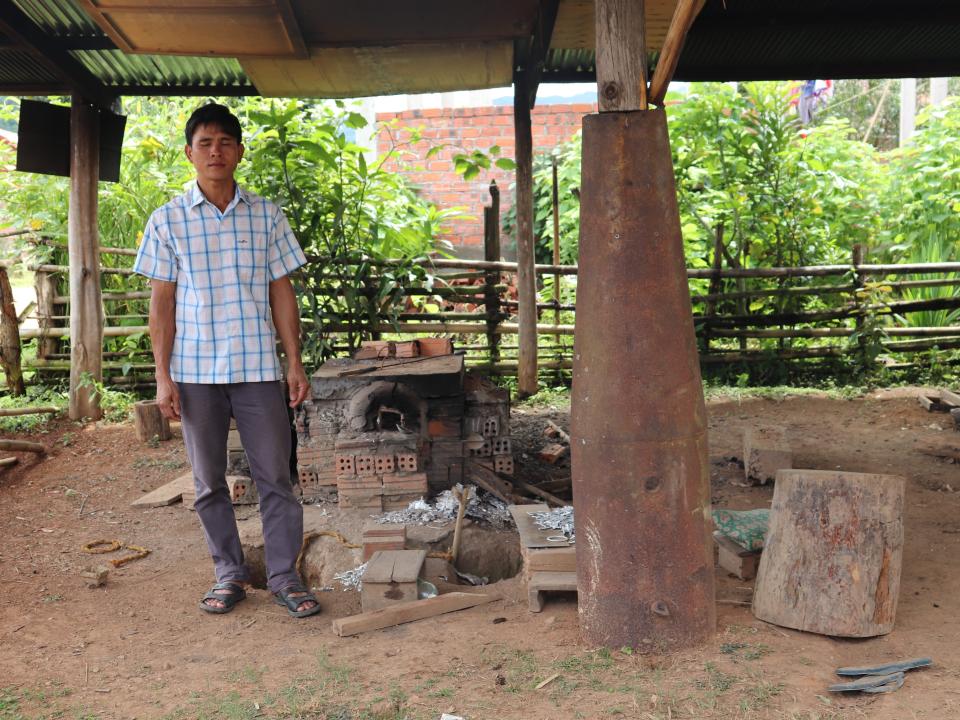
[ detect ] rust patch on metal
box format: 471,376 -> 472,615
571,110 -> 714,650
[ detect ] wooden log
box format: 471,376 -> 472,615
0,406 -> 59,417
752,469 -> 905,637
332,592 -> 496,636
484,180 -> 502,364
68,95 -> 104,421
514,73 -> 539,398
133,400 -> 172,442
0,439 -> 46,454
0,456 -> 18,468
0,267 -> 24,395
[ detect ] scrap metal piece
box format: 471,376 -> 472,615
828,671 -> 905,693
333,561 -> 369,592
572,110 -> 715,650
836,657 -> 932,676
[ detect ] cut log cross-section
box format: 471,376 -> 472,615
134,400 -> 172,443
752,469 -> 905,638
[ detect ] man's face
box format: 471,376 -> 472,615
185,123 -> 244,184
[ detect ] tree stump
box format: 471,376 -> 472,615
752,469 -> 905,637
134,400 -> 172,443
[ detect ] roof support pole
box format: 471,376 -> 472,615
513,73 -> 538,398
68,95 -> 104,420
571,0 -> 715,649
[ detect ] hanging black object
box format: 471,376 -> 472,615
15,100 -> 126,183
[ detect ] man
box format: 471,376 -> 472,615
134,103 -> 320,618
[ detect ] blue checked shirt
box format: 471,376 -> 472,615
134,182 -> 307,384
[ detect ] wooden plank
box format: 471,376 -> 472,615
508,503 -> 573,549
131,473 -> 193,508
526,547 -> 577,574
529,570 -> 578,592
332,592 -> 496,637
595,0 -> 647,112
940,389 -> 960,408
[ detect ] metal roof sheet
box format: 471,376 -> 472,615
3,0 -> 960,99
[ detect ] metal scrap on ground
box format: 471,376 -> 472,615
333,561 -> 369,592
374,484 -> 513,528
528,505 -> 575,543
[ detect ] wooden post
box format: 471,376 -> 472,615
483,181 -> 502,365
595,0 -> 648,112
551,155 -> 562,328
33,270 -> 58,359
68,96 -> 104,420
0,267 -> 25,395
702,223 -> 724,355
852,244 -> 868,371
514,74 -> 538,397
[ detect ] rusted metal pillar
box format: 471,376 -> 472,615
571,109 -> 715,649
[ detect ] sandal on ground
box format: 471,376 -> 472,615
274,583 -> 322,618
199,581 -> 247,614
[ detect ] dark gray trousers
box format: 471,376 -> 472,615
178,381 -> 303,593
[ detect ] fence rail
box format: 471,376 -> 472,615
6,217 -> 960,390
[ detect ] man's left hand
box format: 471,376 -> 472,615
286,362 -> 310,408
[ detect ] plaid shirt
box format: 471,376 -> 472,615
134,182 -> 306,384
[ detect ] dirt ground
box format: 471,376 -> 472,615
2,388 -> 960,719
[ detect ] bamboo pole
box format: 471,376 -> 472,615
0,406 -> 59,417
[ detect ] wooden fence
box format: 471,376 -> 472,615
6,225 -> 960,388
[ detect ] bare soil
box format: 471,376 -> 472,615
2,388 -> 960,719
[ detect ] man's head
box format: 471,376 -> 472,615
184,103 -> 244,186
184,103 -> 241,146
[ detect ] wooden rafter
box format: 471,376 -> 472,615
648,0 -> 705,105
0,3 -> 114,107
523,0 -> 562,109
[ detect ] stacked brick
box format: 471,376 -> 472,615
335,441 -> 428,511
463,373 -> 513,475
295,356 -> 513,510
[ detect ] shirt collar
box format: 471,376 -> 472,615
187,181 -> 251,210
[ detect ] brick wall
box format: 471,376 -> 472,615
376,102 -> 595,258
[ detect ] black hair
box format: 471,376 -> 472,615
184,103 -> 242,146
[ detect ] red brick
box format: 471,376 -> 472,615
538,443 -> 568,464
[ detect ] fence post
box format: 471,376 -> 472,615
702,222 -> 724,356
852,244 -> 867,372
483,180 -> 501,366
0,266 -> 25,395
33,269 -> 59,360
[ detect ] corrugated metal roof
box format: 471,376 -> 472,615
73,51 -> 250,91
4,0 -> 960,97
14,0 -> 100,37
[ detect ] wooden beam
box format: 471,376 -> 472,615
513,74 -> 539,398
332,592 -> 496,637
0,439 -> 46,454
595,0 -> 647,111
0,4 -> 114,108
68,96 -> 104,421
524,0 -> 562,109
648,0 -> 705,105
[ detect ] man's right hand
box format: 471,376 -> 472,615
156,377 -> 181,420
